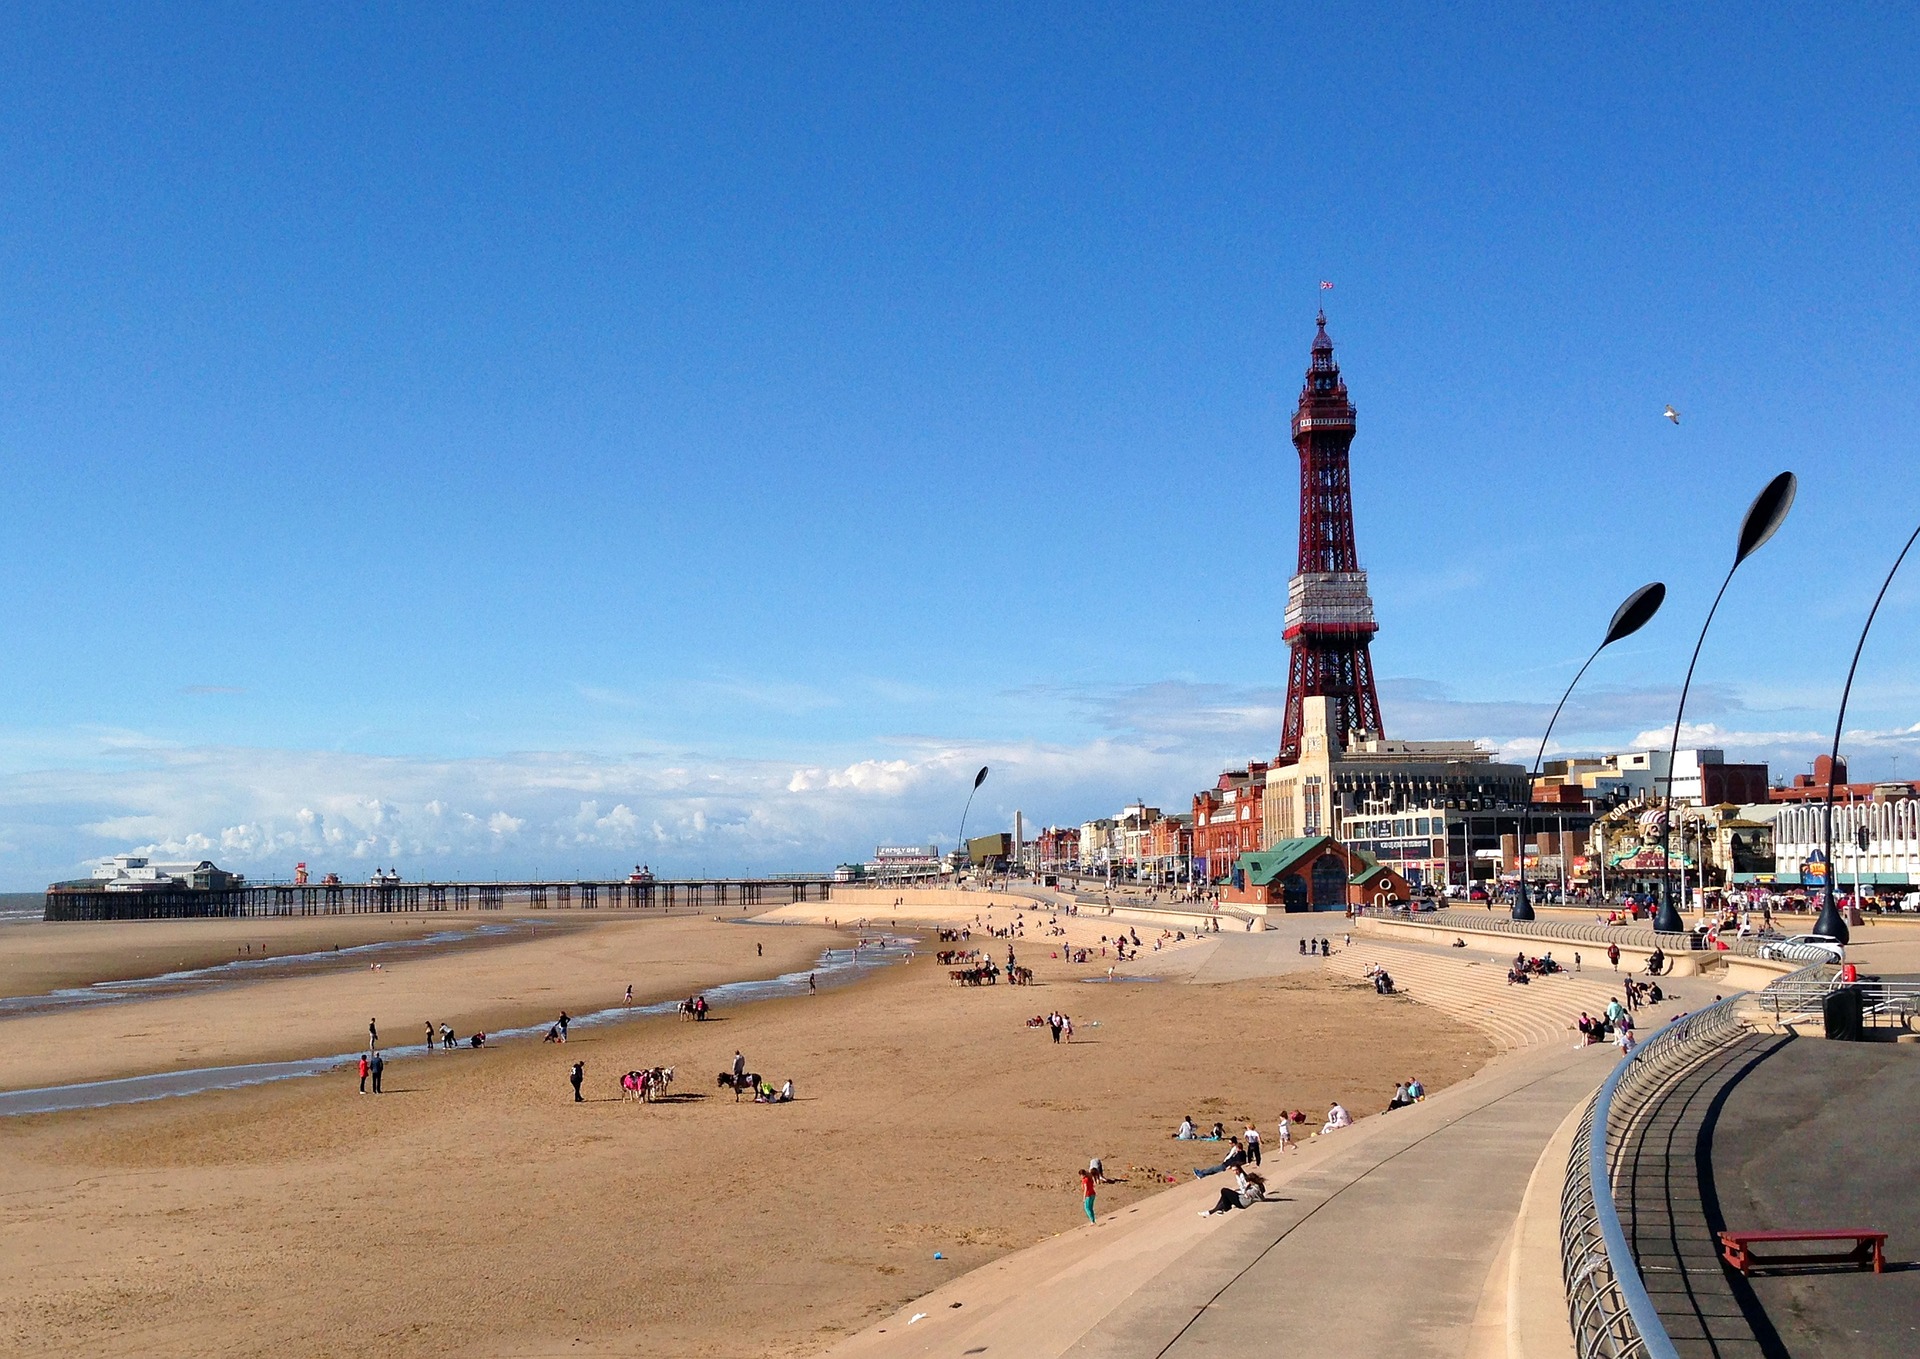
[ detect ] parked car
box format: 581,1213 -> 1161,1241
1757,933 -> 1845,963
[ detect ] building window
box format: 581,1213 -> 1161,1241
1303,777 -> 1323,837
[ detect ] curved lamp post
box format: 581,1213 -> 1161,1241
954,765 -> 990,872
1513,582 -> 1667,922
1814,521 -> 1920,944
1656,472 -> 1797,934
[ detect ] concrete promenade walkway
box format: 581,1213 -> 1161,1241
830,928 -> 1718,1359
828,1039 -> 1618,1359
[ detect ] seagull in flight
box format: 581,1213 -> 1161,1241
1663,405 -> 1681,424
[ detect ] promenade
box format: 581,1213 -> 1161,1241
831,923 -> 1717,1359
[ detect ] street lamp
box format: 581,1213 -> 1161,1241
1514,582 -> 1666,922
1814,519 -> 1920,944
1656,472 -> 1796,934
954,765 -> 990,874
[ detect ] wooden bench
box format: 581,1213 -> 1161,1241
1718,1229 -> 1887,1276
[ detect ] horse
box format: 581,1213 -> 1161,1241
717,1070 -> 762,1101
647,1066 -> 675,1101
620,1071 -> 646,1102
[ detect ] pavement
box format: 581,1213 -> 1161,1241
1692,1035 -> 1920,1357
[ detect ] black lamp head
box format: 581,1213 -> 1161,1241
1735,471 -> 1797,565
1602,581 -> 1666,647
974,765 -> 990,789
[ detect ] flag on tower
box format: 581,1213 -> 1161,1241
1319,280 -> 1334,290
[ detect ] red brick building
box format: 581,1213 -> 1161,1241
1192,762 -> 1268,881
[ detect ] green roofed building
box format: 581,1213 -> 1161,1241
1224,836 -> 1409,912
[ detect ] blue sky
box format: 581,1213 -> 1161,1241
2,4 -> 1917,886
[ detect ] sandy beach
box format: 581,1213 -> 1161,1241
0,901 -> 1491,1358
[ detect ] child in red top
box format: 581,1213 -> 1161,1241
1079,1170 -> 1097,1223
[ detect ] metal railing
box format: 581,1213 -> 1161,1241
1356,904 -> 1770,957
1560,962 -> 1826,1358
1757,970 -> 1920,1026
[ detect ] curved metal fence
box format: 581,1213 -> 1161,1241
1559,962 -> 1827,1358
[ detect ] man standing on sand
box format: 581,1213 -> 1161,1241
370,1051 -> 384,1094
808,973 -> 816,994
1079,1166 -> 1098,1224
570,1061 -> 584,1102
369,1018 -> 378,1050
733,1051 -> 746,1083
358,1053 -> 369,1094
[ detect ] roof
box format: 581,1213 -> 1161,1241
1235,836 -> 1338,885
1347,847 -> 1385,884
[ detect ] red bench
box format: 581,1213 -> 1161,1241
1718,1229 -> 1886,1276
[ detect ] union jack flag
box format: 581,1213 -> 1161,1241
1319,280 -> 1334,290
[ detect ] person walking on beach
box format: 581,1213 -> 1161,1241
569,1061 -> 584,1102
369,1018 -> 378,1050
370,1051 -> 385,1094
757,942 -> 763,957
358,1053 -> 370,1094
1608,942 -> 1621,972
1079,1166 -> 1098,1224
425,1022 -> 434,1051
808,972 -> 816,994
558,1011 -> 570,1042
624,984 -> 633,1007
1273,1115 -> 1292,1152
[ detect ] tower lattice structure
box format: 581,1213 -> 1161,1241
1278,311 -> 1384,763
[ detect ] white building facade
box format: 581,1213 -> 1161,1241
1771,798 -> 1920,892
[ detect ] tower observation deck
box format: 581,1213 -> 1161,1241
1278,311 -> 1384,762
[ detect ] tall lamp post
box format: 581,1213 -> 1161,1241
1814,519 -> 1920,945
1656,472 -> 1797,934
954,765 -> 990,874
1514,582 -> 1666,922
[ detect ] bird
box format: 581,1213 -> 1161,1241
1663,405 -> 1681,424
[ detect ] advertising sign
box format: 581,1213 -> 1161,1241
1801,848 -> 1829,889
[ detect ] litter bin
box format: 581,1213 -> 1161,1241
1823,984 -> 1864,1042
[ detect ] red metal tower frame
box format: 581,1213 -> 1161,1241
1278,311 -> 1384,762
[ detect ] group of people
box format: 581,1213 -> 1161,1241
1506,950 -> 1564,985
1363,963 -> 1397,995
1576,997 -> 1637,1051
1298,937 -> 1332,957
1035,1010 -> 1075,1042
1383,1077 -> 1425,1111
677,995 -> 713,1020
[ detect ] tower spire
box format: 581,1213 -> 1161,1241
1278,311 -> 1384,761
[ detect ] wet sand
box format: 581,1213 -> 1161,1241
0,913 -> 837,1092
0,910 -> 1492,1359
1,912 -> 552,997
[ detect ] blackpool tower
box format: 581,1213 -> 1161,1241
1277,311 -> 1384,762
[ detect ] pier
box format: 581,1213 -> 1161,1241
42,876 -> 830,922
